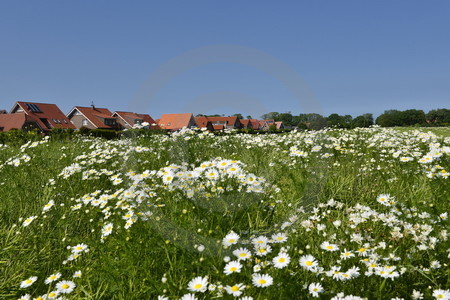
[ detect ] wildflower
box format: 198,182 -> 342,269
22,216 -> 37,227
45,272 -> 62,284
252,273 -> 273,287
224,261 -> 243,275
308,282 -> 324,297
340,249 -> 355,259
320,241 -> 339,251
222,232 -> 240,247
43,200 -> 55,212
225,283 -> 246,297
272,252 -> 290,269
20,276 -> 37,288
299,255 -> 318,270
432,289 -> 450,300
252,235 -> 269,246
271,233 -> 288,243
233,248 -> 252,261
180,293 -> 197,300
56,280 -> 76,294
73,270 -> 82,278
254,244 -> 272,256
377,194 -> 392,206
239,297 -> 254,300
17,295 -> 31,300
47,291 -> 59,299
71,243 -> 88,253
187,276 -> 208,293
411,290 -> 424,300
101,223 -> 113,237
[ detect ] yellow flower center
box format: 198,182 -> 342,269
62,283 -> 70,289
258,279 -> 266,285
279,258 -> 285,263
194,284 -> 202,289
231,285 -> 240,291
306,261 -> 313,266
326,245 -> 333,250
230,267 -> 237,271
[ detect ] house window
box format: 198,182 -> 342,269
82,119 -> 88,126
134,119 -> 142,125
104,118 -> 116,126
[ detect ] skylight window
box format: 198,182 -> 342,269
26,103 -> 42,113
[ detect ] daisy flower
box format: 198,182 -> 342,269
22,216 -> 37,227
225,283 -> 246,297
271,233 -> 288,243
272,252 -> 290,269
55,280 -> 76,294
180,293 -> 197,300
299,255 -> 318,270
47,291 -> 60,299
376,194 -> 392,206
224,261 -> 243,275
17,294 -> 31,300
187,276 -> 208,293
432,289 -> 450,300
252,235 -> 269,246
222,231 -> 240,247
320,241 -> 339,251
73,270 -> 82,278
45,272 -> 62,284
308,282 -> 324,297
42,200 -> 55,212
252,273 -> 273,288
20,276 -> 37,288
233,248 -> 252,261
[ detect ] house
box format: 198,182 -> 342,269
67,106 -> 119,129
258,120 -> 270,131
112,111 -> 159,129
194,116 -> 214,131
275,121 -> 285,129
0,113 -> 41,132
240,119 -> 262,130
204,116 -> 242,129
157,113 -> 197,131
10,101 -> 76,131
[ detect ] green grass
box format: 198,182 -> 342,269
0,128 -> 449,299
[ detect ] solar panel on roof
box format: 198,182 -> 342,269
26,103 -> 42,113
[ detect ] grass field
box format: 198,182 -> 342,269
0,127 -> 449,300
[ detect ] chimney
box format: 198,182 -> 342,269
91,101 -> 96,110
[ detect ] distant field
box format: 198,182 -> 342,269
1,128 -> 449,300
394,126 -> 450,137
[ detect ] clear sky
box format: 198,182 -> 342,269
1,0 -> 449,119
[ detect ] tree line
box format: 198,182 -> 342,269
252,108 -> 450,129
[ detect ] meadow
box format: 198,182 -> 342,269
0,127 -> 449,300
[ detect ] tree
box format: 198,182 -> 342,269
245,115 -> 252,119
400,109 -> 426,126
426,109 -> 450,124
278,112 -> 293,126
260,112 -> 279,120
376,110 -> 402,127
233,113 -> 244,119
352,113 -> 373,128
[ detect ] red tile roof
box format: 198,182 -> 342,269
195,116 -> 210,128
113,111 -> 159,129
158,113 -> 195,131
11,101 -> 76,130
0,113 -> 41,131
68,106 -> 117,129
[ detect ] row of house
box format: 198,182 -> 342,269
0,101 -> 284,132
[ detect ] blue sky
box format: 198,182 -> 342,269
0,1 -> 449,119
